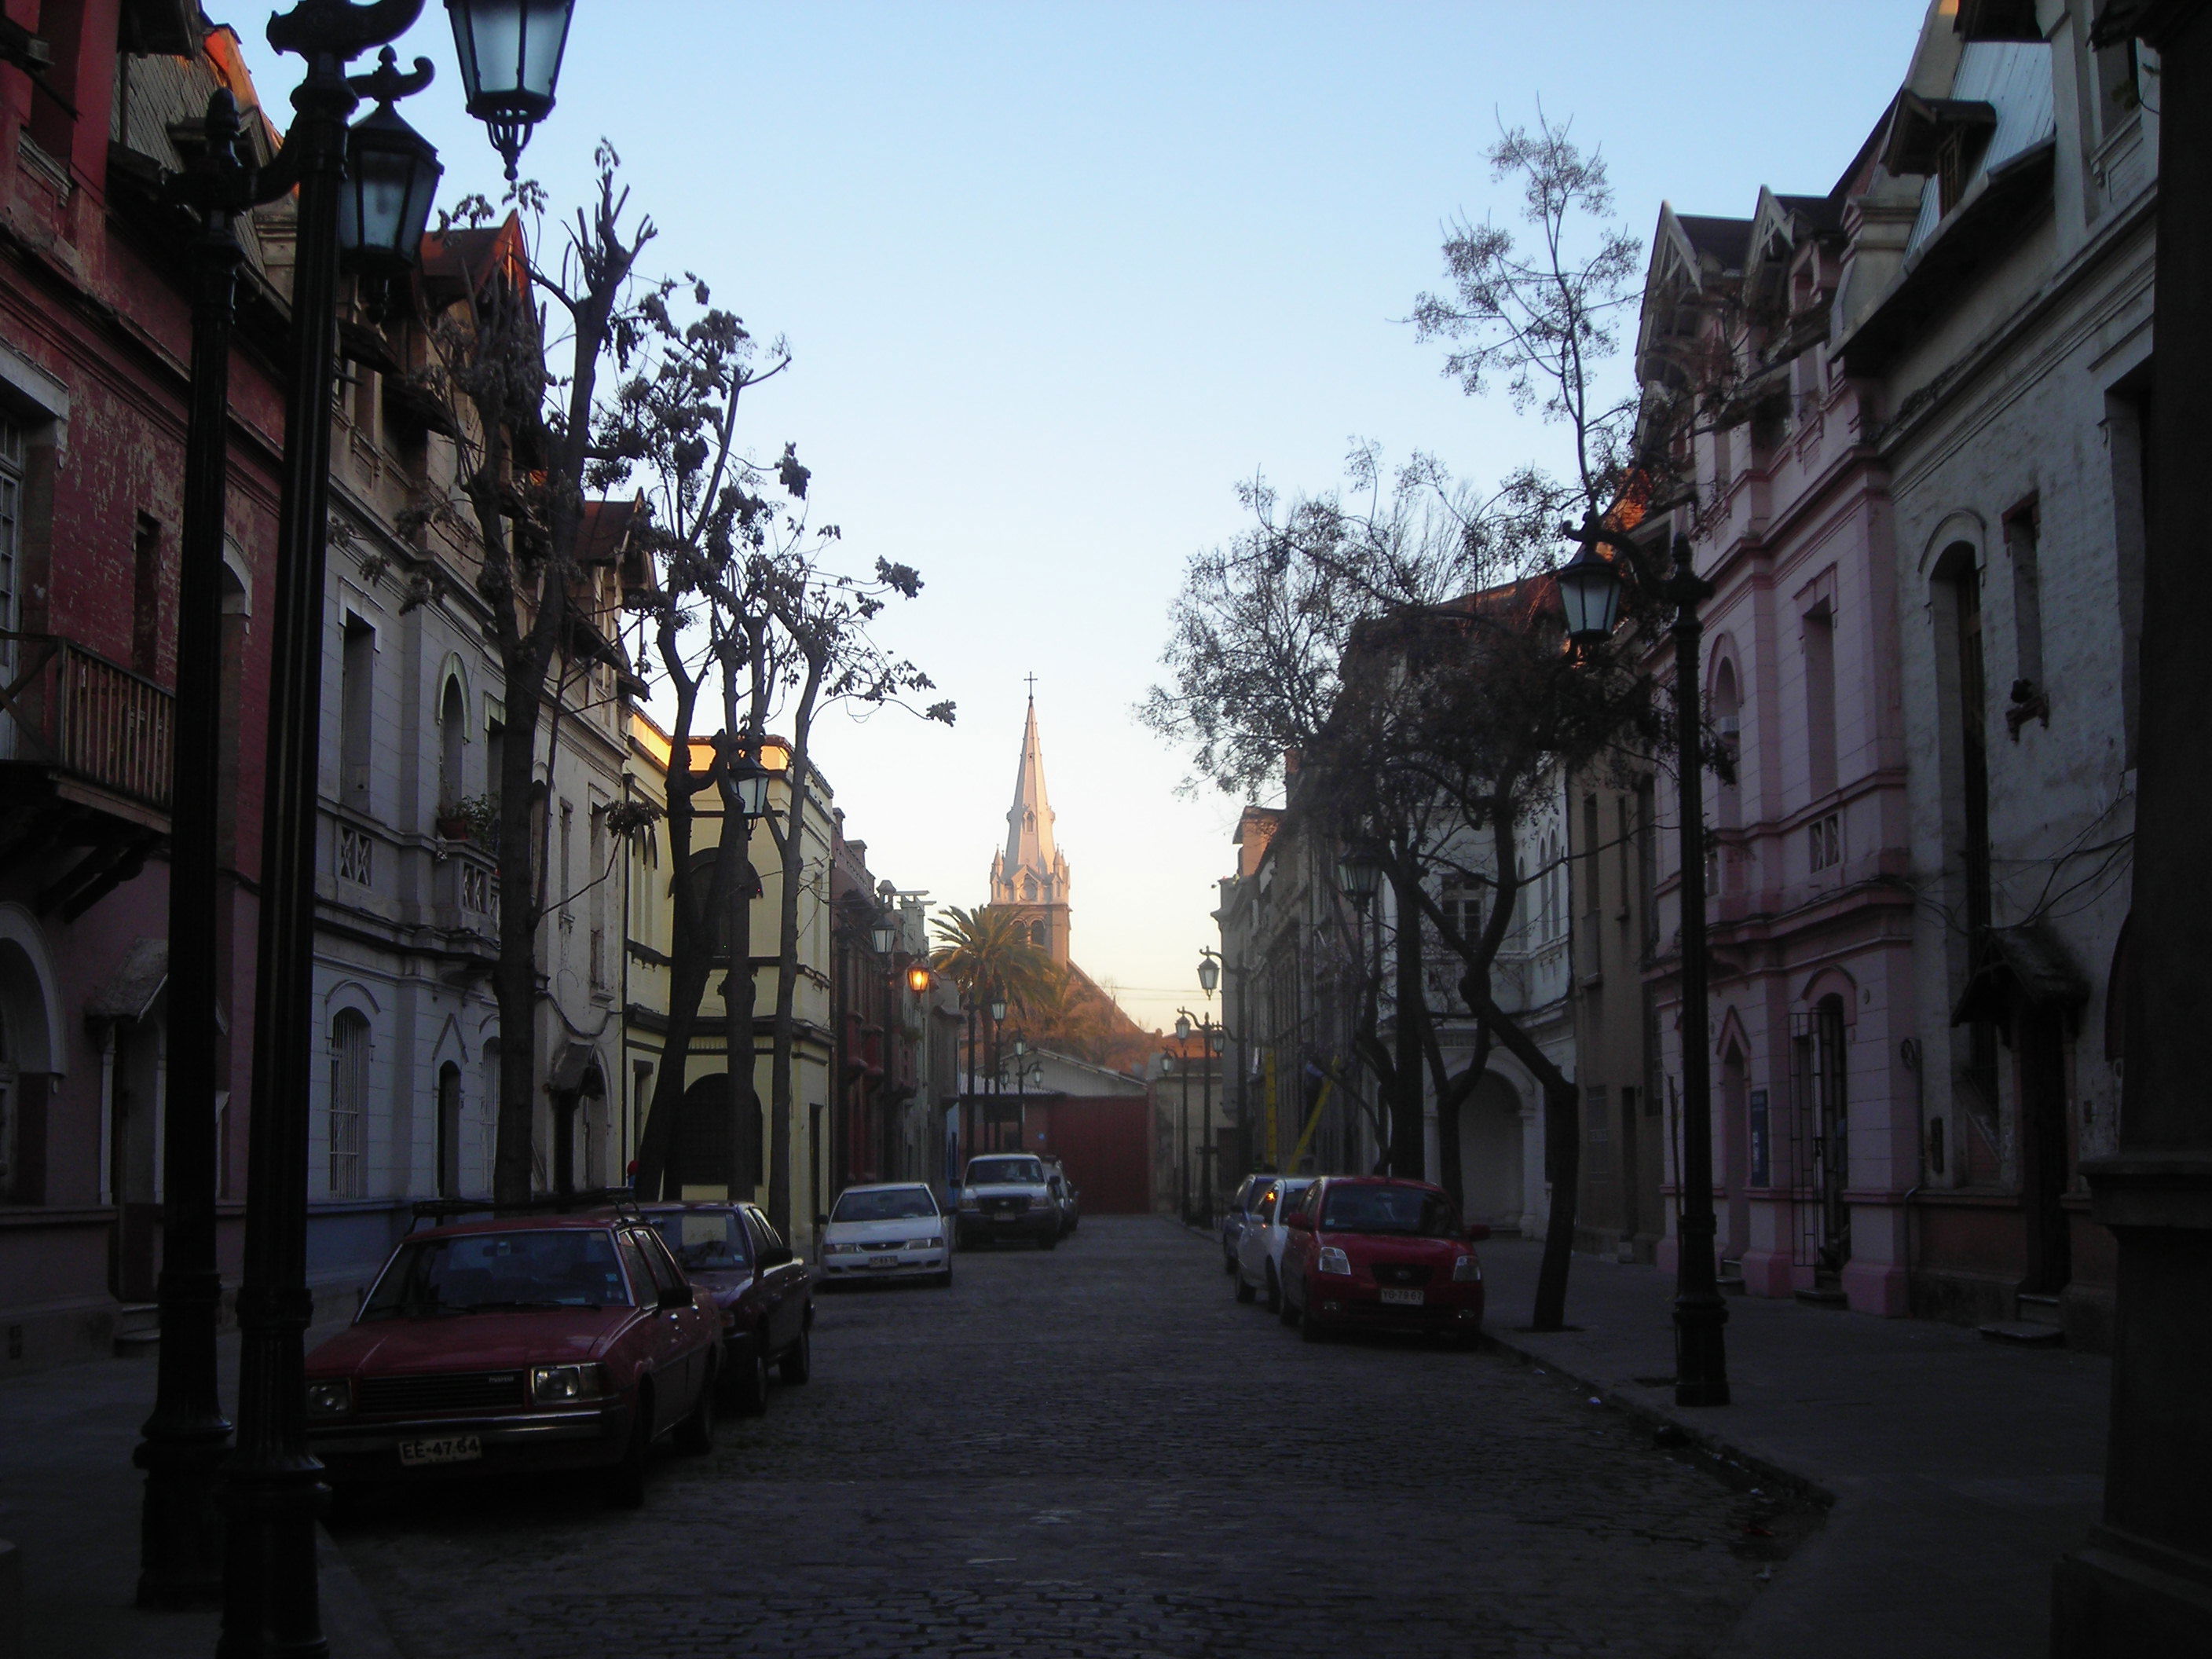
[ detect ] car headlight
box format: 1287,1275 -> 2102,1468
826,1241 -> 866,1256
958,1193 -> 980,1210
908,1236 -> 941,1251
305,1379 -> 351,1419
1453,1253 -> 1482,1283
1028,1195 -> 1053,1210
1318,1247 -> 1352,1276
529,1363 -> 610,1404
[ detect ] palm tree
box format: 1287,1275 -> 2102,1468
928,906 -> 1059,1010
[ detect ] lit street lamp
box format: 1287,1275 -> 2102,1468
1560,526 -> 1729,1409
133,2 -> 575,1646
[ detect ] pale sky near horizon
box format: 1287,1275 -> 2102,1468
235,0 -> 1932,1035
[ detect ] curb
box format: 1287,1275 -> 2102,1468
1475,1328 -> 1837,1512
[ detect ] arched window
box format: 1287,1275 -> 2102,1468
436,1061 -> 463,1197
438,676 -> 466,811
329,1010 -> 369,1197
1031,921 -> 1047,947
1712,657 -> 1743,833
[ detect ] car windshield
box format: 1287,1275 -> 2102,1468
1319,1185 -> 1463,1239
833,1187 -> 939,1222
646,1211 -> 750,1270
361,1229 -> 631,1319
968,1157 -> 1045,1185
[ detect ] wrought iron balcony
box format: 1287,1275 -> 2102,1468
0,631 -> 175,825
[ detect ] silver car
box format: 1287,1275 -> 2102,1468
1235,1176 -> 1317,1313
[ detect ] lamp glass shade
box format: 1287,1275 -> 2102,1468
1013,1037 -> 1027,1057
1335,845 -> 1382,902
989,996 -> 1008,1023
1196,954 -> 1220,994
446,0 -> 574,172
906,965 -> 932,993
871,923 -> 897,954
1174,1013 -> 1193,1042
339,104 -> 442,279
729,754 -> 771,820
1556,542 -> 1624,645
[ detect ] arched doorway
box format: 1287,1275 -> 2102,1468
1459,1072 -> 1525,1232
675,1073 -> 762,1198
435,1062 -> 463,1197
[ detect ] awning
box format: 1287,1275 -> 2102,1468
1951,923 -> 2089,1027
86,938 -> 167,1022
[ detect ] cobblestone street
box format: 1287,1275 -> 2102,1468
334,1218 -> 1797,1658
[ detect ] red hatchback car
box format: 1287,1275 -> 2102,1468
1278,1176 -> 1489,1343
305,1207 -> 720,1507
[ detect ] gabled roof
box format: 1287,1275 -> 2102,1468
419,216 -> 529,306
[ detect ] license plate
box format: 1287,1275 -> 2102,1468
398,1434 -> 482,1467
868,1257 -> 899,1269
1379,1288 -> 1425,1306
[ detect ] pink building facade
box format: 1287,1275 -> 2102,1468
1639,167 -> 1924,1316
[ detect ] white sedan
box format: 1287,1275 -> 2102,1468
818,1183 -> 954,1287
1236,1175 -> 1317,1313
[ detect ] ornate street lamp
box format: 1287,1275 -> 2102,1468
1175,1013 -> 1193,1042
1196,948 -> 1221,996
1335,843 -> 1382,906
990,992 -> 1008,1024
445,0 -> 577,179
337,53 -> 443,284
133,2 -> 576,1646
1562,528 -> 1729,1410
906,962 -> 932,994
1555,537 -> 1624,645
872,915 -> 898,956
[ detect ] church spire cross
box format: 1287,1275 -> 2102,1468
1024,671 -> 1038,701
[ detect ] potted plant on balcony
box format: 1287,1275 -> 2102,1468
435,794 -> 500,844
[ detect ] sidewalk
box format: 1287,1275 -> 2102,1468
0,1320 -> 400,1659
1478,1238 -> 2108,1659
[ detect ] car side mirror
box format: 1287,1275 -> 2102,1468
658,1284 -> 692,1311
1465,1222 -> 1492,1242
758,1243 -> 793,1269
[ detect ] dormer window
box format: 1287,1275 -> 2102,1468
1881,93 -> 1998,217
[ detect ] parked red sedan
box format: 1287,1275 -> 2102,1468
1278,1176 -> 1489,1343
305,1207 -> 720,1507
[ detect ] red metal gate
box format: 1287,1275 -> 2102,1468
1024,1095 -> 1152,1214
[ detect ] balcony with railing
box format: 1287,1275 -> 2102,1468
0,632 -> 174,830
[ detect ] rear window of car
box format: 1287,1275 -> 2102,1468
1319,1185 -> 1462,1239
646,1210 -> 751,1270
833,1187 -> 940,1221
361,1229 -> 632,1319
968,1157 -> 1045,1185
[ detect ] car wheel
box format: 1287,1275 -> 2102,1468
1263,1265 -> 1281,1315
1223,1247 -> 1237,1276
779,1323 -> 812,1385
603,1390 -> 653,1509
1277,1285 -> 1300,1328
673,1372 -> 716,1455
1234,1267 -> 1256,1303
726,1339 -> 769,1417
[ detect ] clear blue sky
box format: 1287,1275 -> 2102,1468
235,0 -> 1932,1033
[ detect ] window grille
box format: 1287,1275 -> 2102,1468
462,862 -> 490,913
329,1012 -> 369,1197
338,825 -> 372,886
1809,812 -> 1841,872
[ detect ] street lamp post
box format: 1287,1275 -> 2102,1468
988,990 -> 1008,1153
1196,950 -> 1223,1225
1560,527 -> 1729,1409
723,738 -> 771,1199
1336,844 -> 1383,1174
1174,1012 -> 1194,1224
134,86 -> 249,1612
158,5 -> 573,1651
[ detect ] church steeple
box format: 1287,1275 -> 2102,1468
988,680 -> 1072,964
